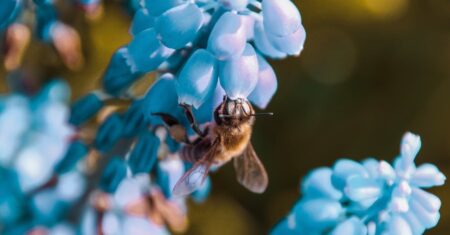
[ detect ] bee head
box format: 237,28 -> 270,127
214,96 -> 254,126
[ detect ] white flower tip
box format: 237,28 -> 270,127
436,172 -> 446,185
401,132 -> 421,161
378,160 -> 395,181
390,198 -> 409,213
398,181 -> 412,196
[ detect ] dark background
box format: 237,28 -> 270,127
2,0 -> 449,234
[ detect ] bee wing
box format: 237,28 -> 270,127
172,162 -> 210,196
173,138 -> 219,196
233,143 -> 268,193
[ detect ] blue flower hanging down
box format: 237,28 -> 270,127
272,132 -> 446,235
103,0 -> 306,104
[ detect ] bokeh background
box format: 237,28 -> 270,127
1,0 -> 450,234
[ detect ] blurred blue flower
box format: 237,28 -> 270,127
272,132 -> 445,235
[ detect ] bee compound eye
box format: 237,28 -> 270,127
242,102 -> 251,115
227,101 -> 235,114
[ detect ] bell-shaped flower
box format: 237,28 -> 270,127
155,3 -> 203,49
100,157 -> 127,193
267,24 -> 306,56
398,132 -> 422,172
102,47 -> 142,96
54,141 -> 88,174
248,54 -> 278,109
128,131 -> 160,175
219,43 -> 259,99
253,20 -> 287,59
122,100 -> 149,138
69,93 -> 104,126
141,74 -> 185,126
130,8 -> 155,36
127,28 -> 175,73
176,49 -> 218,109
142,0 -> 184,16
94,113 -> 124,152
207,12 -> 247,60
262,0 -> 301,37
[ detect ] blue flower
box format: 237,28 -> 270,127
272,132 -> 445,235
102,0 -> 306,110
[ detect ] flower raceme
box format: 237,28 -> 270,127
66,1 -> 305,234
272,133 -> 446,235
102,0 -> 306,111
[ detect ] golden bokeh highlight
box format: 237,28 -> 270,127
363,0 -> 409,19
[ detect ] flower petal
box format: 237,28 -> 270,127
130,8 -> 155,36
219,43 -> 259,99
208,12 -> 247,60
301,167 -> 342,200
267,24 -> 306,56
176,49 -> 218,109
409,198 -> 440,229
127,28 -> 175,73
331,159 -> 369,191
248,54 -> 278,109
155,3 -> 203,49
262,0 -> 301,37
345,175 -> 382,203
410,163 -> 446,188
253,20 -> 287,59
411,188 -> 441,213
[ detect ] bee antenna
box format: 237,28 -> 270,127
250,112 -> 274,117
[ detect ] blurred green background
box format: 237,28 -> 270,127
2,0 -> 450,234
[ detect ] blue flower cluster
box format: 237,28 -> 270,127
272,133 -> 446,235
1,0 -> 84,71
0,80 -> 86,234
103,0 -> 305,110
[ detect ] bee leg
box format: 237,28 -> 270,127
180,104 -> 207,138
152,112 -> 192,145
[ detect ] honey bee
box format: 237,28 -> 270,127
155,96 -> 271,196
